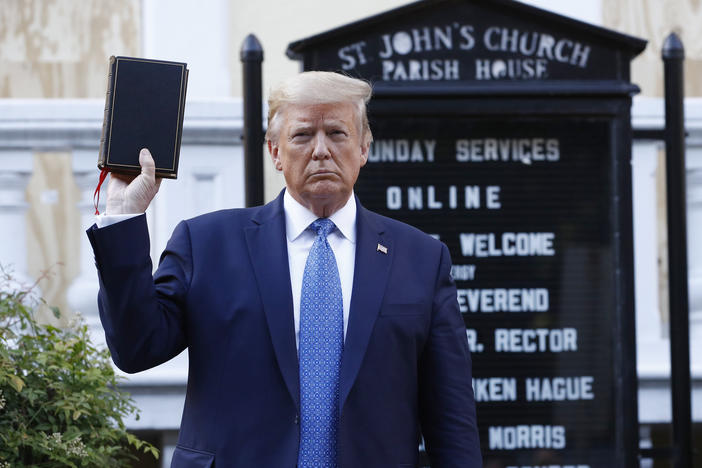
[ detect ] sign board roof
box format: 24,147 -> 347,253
287,0 -> 647,92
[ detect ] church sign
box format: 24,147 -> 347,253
339,23 -> 593,82
288,1 -> 646,466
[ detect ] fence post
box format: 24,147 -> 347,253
662,31 -> 692,468
241,34 -> 264,207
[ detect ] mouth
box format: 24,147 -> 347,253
309,170 -> 337,178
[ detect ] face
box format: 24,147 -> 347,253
268,101 -> 369,217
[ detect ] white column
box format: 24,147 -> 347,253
0,170 -> 33,288
65,158 -> 104,342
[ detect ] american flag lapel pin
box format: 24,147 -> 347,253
377,243 -> 388,254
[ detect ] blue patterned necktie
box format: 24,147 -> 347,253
298,218 -> 343,468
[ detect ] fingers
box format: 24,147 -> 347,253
105,173 -> 128,215
139,148 -> 157,181
139,148 -> 163,194
104,148 -> 162,215
110,173 -> 136,184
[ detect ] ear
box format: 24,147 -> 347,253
359,140 -> 370,168
268,140 -> 283,171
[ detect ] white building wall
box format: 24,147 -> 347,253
142,0 -> 232,98
517,0 -> 602,25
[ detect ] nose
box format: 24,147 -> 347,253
311,131 -> 331,160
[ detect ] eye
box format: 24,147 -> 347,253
290,131 -> 311,141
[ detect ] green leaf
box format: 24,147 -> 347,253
8,374 -> 24,393
148,446 -> 160,459
51,306 -> 61,319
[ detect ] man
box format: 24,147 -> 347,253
87,71 -> 481,467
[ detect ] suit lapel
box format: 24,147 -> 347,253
243,194 -> 392,413
339,202 -> 393,411
244,193 -> 300,409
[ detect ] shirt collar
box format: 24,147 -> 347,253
283,189 -> 357,243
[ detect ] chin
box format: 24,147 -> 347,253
306,181 -> 345,197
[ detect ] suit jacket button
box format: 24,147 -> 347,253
294,415 -> 299,424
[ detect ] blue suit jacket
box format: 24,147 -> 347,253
87,192 -> 481,468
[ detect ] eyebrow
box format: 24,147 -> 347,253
289,124 -> 313,132
325,120 -> 349,128
288,120 -> 350,132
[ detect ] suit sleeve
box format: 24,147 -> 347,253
86,214 -> 192,373
419,242 -> 482,467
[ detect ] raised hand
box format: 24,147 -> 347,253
106,148 -> 163,215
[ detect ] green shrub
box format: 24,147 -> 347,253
0,269 -> 158,467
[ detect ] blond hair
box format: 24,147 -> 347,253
265,71 -> 373,146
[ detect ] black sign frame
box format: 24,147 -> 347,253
287,1 -> 646,465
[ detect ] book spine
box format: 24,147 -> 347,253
170,67 -> 189,180
98,56 -> 117,169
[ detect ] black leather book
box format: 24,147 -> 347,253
98,56 -> 189,179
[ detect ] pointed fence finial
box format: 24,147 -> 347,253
241,34 -> 264,62
662,32 -> 684,60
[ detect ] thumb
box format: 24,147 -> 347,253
139,148 -> 156,180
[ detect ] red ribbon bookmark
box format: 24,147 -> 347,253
93,168 -> 109,215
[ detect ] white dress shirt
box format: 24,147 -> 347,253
95,212 -> 140,228
96,190 -> 358,349
283,190 -> 356,349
